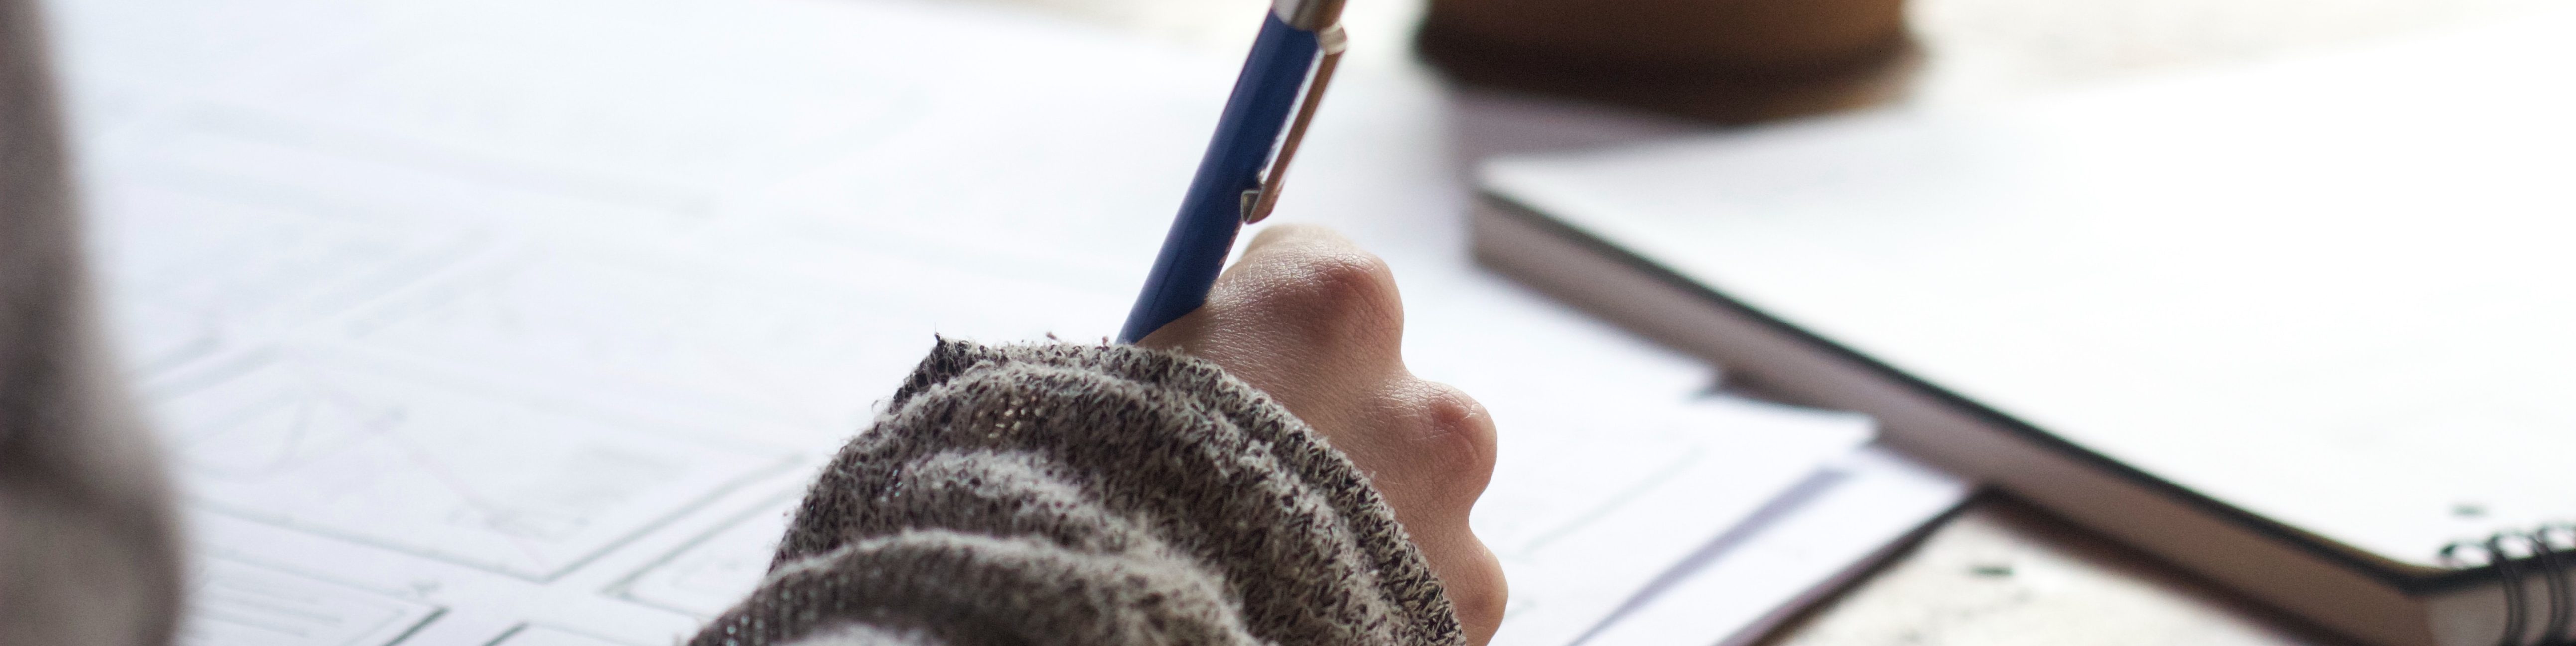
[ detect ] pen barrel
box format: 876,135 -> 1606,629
1117,14 -> 1322,343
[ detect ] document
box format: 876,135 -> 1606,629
44,0 -> 1908,643
1473,394 -> 1871,646
1578,446 -> 1971,646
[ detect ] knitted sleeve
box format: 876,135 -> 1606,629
687,339 -> 1466,646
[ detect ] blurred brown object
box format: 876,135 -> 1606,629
1416,0 -> 1919,123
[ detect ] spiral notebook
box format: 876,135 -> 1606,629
1468,8 -> 2576,646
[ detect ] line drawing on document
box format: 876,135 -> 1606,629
179,558 -> 444,646
606,492 -> 802,618
152,351 -> 793,581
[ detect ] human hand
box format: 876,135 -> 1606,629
1139,224 -> 1506,645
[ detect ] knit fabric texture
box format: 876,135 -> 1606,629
689,339 -> 1465,646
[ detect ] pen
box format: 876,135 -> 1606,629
1116,0 -> 1348,343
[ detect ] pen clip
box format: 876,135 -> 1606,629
1241,24 -> 1347,225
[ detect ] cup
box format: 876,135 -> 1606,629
1416,0 -> 1917,123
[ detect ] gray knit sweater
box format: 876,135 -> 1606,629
691,340 -> 1466,646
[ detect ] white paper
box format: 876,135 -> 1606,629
1577,446 -> 1971,646
180,559 -> 442,646
489,626 -> 644,646
1475,397 -> 1871,646
43,0 -> 1885,643
607,496 -> 800,618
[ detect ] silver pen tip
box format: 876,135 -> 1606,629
1273,0 -> 1347,31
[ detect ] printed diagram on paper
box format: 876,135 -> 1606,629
154,353 -> 787,580
610,497 -> 801,618
182,559 -> 443,646
57,0 -> 1193,642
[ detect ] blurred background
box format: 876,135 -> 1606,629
973,0 -> 2573,110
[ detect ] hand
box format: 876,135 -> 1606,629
1139,224 -> 1506,645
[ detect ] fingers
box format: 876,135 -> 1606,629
1134,224 -> 1507,645
1139,224 -> 1407,429
1435,538 -> 1508,646
1374,380 -> 1505,646
1213,224 -> 1407,368
1354,380 -> 1499,520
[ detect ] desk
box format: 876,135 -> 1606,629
926,0 -> 2574,643
1757,496 -> 2350,646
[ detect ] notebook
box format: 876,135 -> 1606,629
43,0 -> 1962,642
1470,7 -> 2576,646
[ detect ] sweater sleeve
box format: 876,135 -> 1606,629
687,339 -> 1466,646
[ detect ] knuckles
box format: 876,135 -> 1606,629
1400,381 -> 1499,490
1251,247 -> 1403,342
1445,555 -> 1509,644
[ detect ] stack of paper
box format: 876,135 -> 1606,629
39,0 -> 1968,644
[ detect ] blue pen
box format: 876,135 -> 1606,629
1116,0 -> 1348,343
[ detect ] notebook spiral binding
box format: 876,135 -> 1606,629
2441,523 -> 2576,646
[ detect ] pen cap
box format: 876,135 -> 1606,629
1275,0 -> 1347,30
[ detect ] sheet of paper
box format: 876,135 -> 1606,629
45,0 -> 1882,643
1474,396 -> 1871,646
57,1 -> 1200,643
1577,446 -> 1970,646
181,559 -> 443,646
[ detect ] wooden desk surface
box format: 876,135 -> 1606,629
1756,495 -> 2353,646
925,0 -> 2575,643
